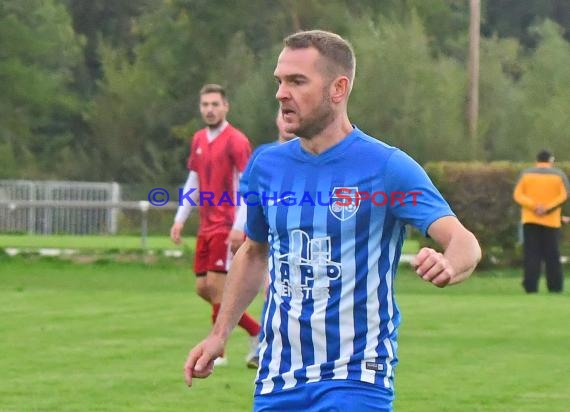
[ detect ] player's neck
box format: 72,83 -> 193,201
299,115 -> 352,155
207,120 -> 228,133
206,120 -> 228,142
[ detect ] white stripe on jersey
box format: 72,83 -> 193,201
386,224 -> 401,336
259,291 -> 281,394
360,222 -> 381,384
259,207 -> 282,395
382,225 -> 401,388
255,252 -> 274,388
383,337 -> 395,389
332,219 -> 356,380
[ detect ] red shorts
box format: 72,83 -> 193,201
194,232 -> 232,276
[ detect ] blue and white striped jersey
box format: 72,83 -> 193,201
245,126 -> 454,395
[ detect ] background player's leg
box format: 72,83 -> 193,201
194,235 -> 211,303
541,227 -> 563,293
522,224 -> 541,293
195,274 -> 210,302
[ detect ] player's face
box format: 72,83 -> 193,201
274,47 -> 334,139
199,92 -> 228,128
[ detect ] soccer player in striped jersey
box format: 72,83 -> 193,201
184,31 -> 481,411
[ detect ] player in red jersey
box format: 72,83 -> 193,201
170,84 -> 261,367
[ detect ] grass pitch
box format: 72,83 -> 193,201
1,256 -> 568,411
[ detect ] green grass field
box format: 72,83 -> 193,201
0,234 -> 188,252
1,256 -> 569,411
0,234 -> 417,256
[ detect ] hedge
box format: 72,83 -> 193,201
422,162 -> 570,268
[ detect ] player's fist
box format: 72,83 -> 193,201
410,247 -> 454,288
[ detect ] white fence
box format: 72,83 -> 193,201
0,180 -> 122,235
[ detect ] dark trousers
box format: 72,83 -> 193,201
522,223 -> 564,293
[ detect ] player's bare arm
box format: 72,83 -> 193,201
412,216 -> 481,287
184,238 -> 268,386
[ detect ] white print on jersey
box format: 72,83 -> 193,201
275,229 -> 342,300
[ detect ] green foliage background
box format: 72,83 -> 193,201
1,0 -> 570,184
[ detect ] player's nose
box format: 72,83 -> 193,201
276,83 -> 290,101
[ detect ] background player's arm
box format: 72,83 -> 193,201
170,170 -> 199,244
412,216 -> 481,287
229,201 -> 247,253
513,176 -> 536,210
544,180 -> 568,212
184,238 -> 268,386
227,172 -> 247,253
232,202 -> 247,232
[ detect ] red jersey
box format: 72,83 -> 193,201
187,123 -> 251,235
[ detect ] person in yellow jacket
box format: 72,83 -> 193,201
513,150 -> 570,293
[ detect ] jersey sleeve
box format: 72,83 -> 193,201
385,150 -> 454,236
244,159 -> 269,243
186,133 -> 199,172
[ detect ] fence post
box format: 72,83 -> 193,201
110,182 -> 120,235
139,201 -> 150,251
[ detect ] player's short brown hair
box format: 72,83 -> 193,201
283,30 -> 355,87
200,84 -> 227,100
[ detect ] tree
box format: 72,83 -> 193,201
0,0 -> 83,178
349,14 -> 468,163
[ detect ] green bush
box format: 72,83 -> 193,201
423,161 -> 570,268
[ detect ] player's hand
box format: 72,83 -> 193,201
411,247 -> 454,288
184,334 -> 225,387
562,216 -> 570,224
227,229 -> 245,254
170,222 -> 184,244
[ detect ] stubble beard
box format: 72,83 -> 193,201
205,117 -> 223,130
295,89 -> 335,140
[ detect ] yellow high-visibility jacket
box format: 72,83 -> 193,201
513,162 -> 570,228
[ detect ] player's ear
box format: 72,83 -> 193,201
330,76 -> 350,103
